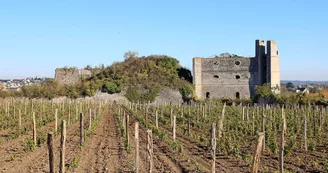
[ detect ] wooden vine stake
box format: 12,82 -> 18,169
173,114 -> 176,141
196,104 -> 199,123
211,123 -> 216,173
252,111 -> 255,135
135,122 -> 140,173
262,107 -> 266,152
145,107 -> 148,129
55,109 -> 58,134
60,120 -> 66,173
6,102 -> 9,117
147,130 -> 153,173
303,114 -> 307,151
24,102 -> 27,114
80,112 -> 84,146
170,104 -> 173,128
126,113 -> 129,146
246,107 -> 249,121
155,110 -> 158,129
242,107 -> 245,121
251,132 -> 265,173
19,109 -> 22,130
47,132 -> 55,173
217,103 -> 226,139
279,108 -> 286,173
68,104 -> 71,125
13,104 -> 16,118
202,106 -> 205,120
313,110 -> 316,137
89,109 -> 92,131
188,116 -> 191,137
75,104 -> 78,120
33,112 -> 37,146
123,111 -> 126,131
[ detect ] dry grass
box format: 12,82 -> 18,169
320,90 -> 328,99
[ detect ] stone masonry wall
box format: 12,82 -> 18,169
193,40 -> 280,99
55,68 -> 80,85
55,68 -> 91,85
194,57 -> 260,99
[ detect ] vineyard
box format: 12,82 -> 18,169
0,98 -> 327,173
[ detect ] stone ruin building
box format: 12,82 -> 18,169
193,40 -> 280,99
55,68 -> 92,85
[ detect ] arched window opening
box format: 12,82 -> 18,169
235,75 -> 241,79
206,92 -> 210,98
236,92 -> 240,99
235,61 -> 241,65
214,75 -> 219,78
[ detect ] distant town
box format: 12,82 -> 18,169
0,77 -> 48,91
1,75 -> 328,95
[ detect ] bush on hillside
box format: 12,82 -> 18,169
125,85 -> 161,102
179,84 -> 193,101
81,81 -> 98,97
125,87 -> 140,102
102,81 -> 122,94
1,51 -> 194,101
64,85 -> 80,99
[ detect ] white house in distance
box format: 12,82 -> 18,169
296,87 -> 309,94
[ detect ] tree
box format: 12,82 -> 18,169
219,52 -> 232,58
85,65 -> 92,70
255,83 -> 273,98
124,50 -> 139,60
286,82 -> 294,89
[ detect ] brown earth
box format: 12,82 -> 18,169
72,108 -> 129,173
127,115 -> 183,173
1,105 -> 327,173
0,121 -> 57,172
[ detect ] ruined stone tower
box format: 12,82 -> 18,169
55,68 -> 92,85
193,40 -> 280,99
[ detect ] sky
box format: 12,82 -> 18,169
0,0 -> 327,80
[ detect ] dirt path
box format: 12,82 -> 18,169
73,108 -> 125,173
121,110 -> 183,173
138,122 -> 182,173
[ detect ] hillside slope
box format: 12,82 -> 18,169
83,54 -> 194,102
0,53 -> 194,102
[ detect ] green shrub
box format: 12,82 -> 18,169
179,84 -> 193,100
102,81 -> 121,94
37,133 -> 47,147
141,85 -> 161,102
125,86 -> 161,102
125,87 -> 140,102
65,85 -> 80,98
23,138 -> 36,152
